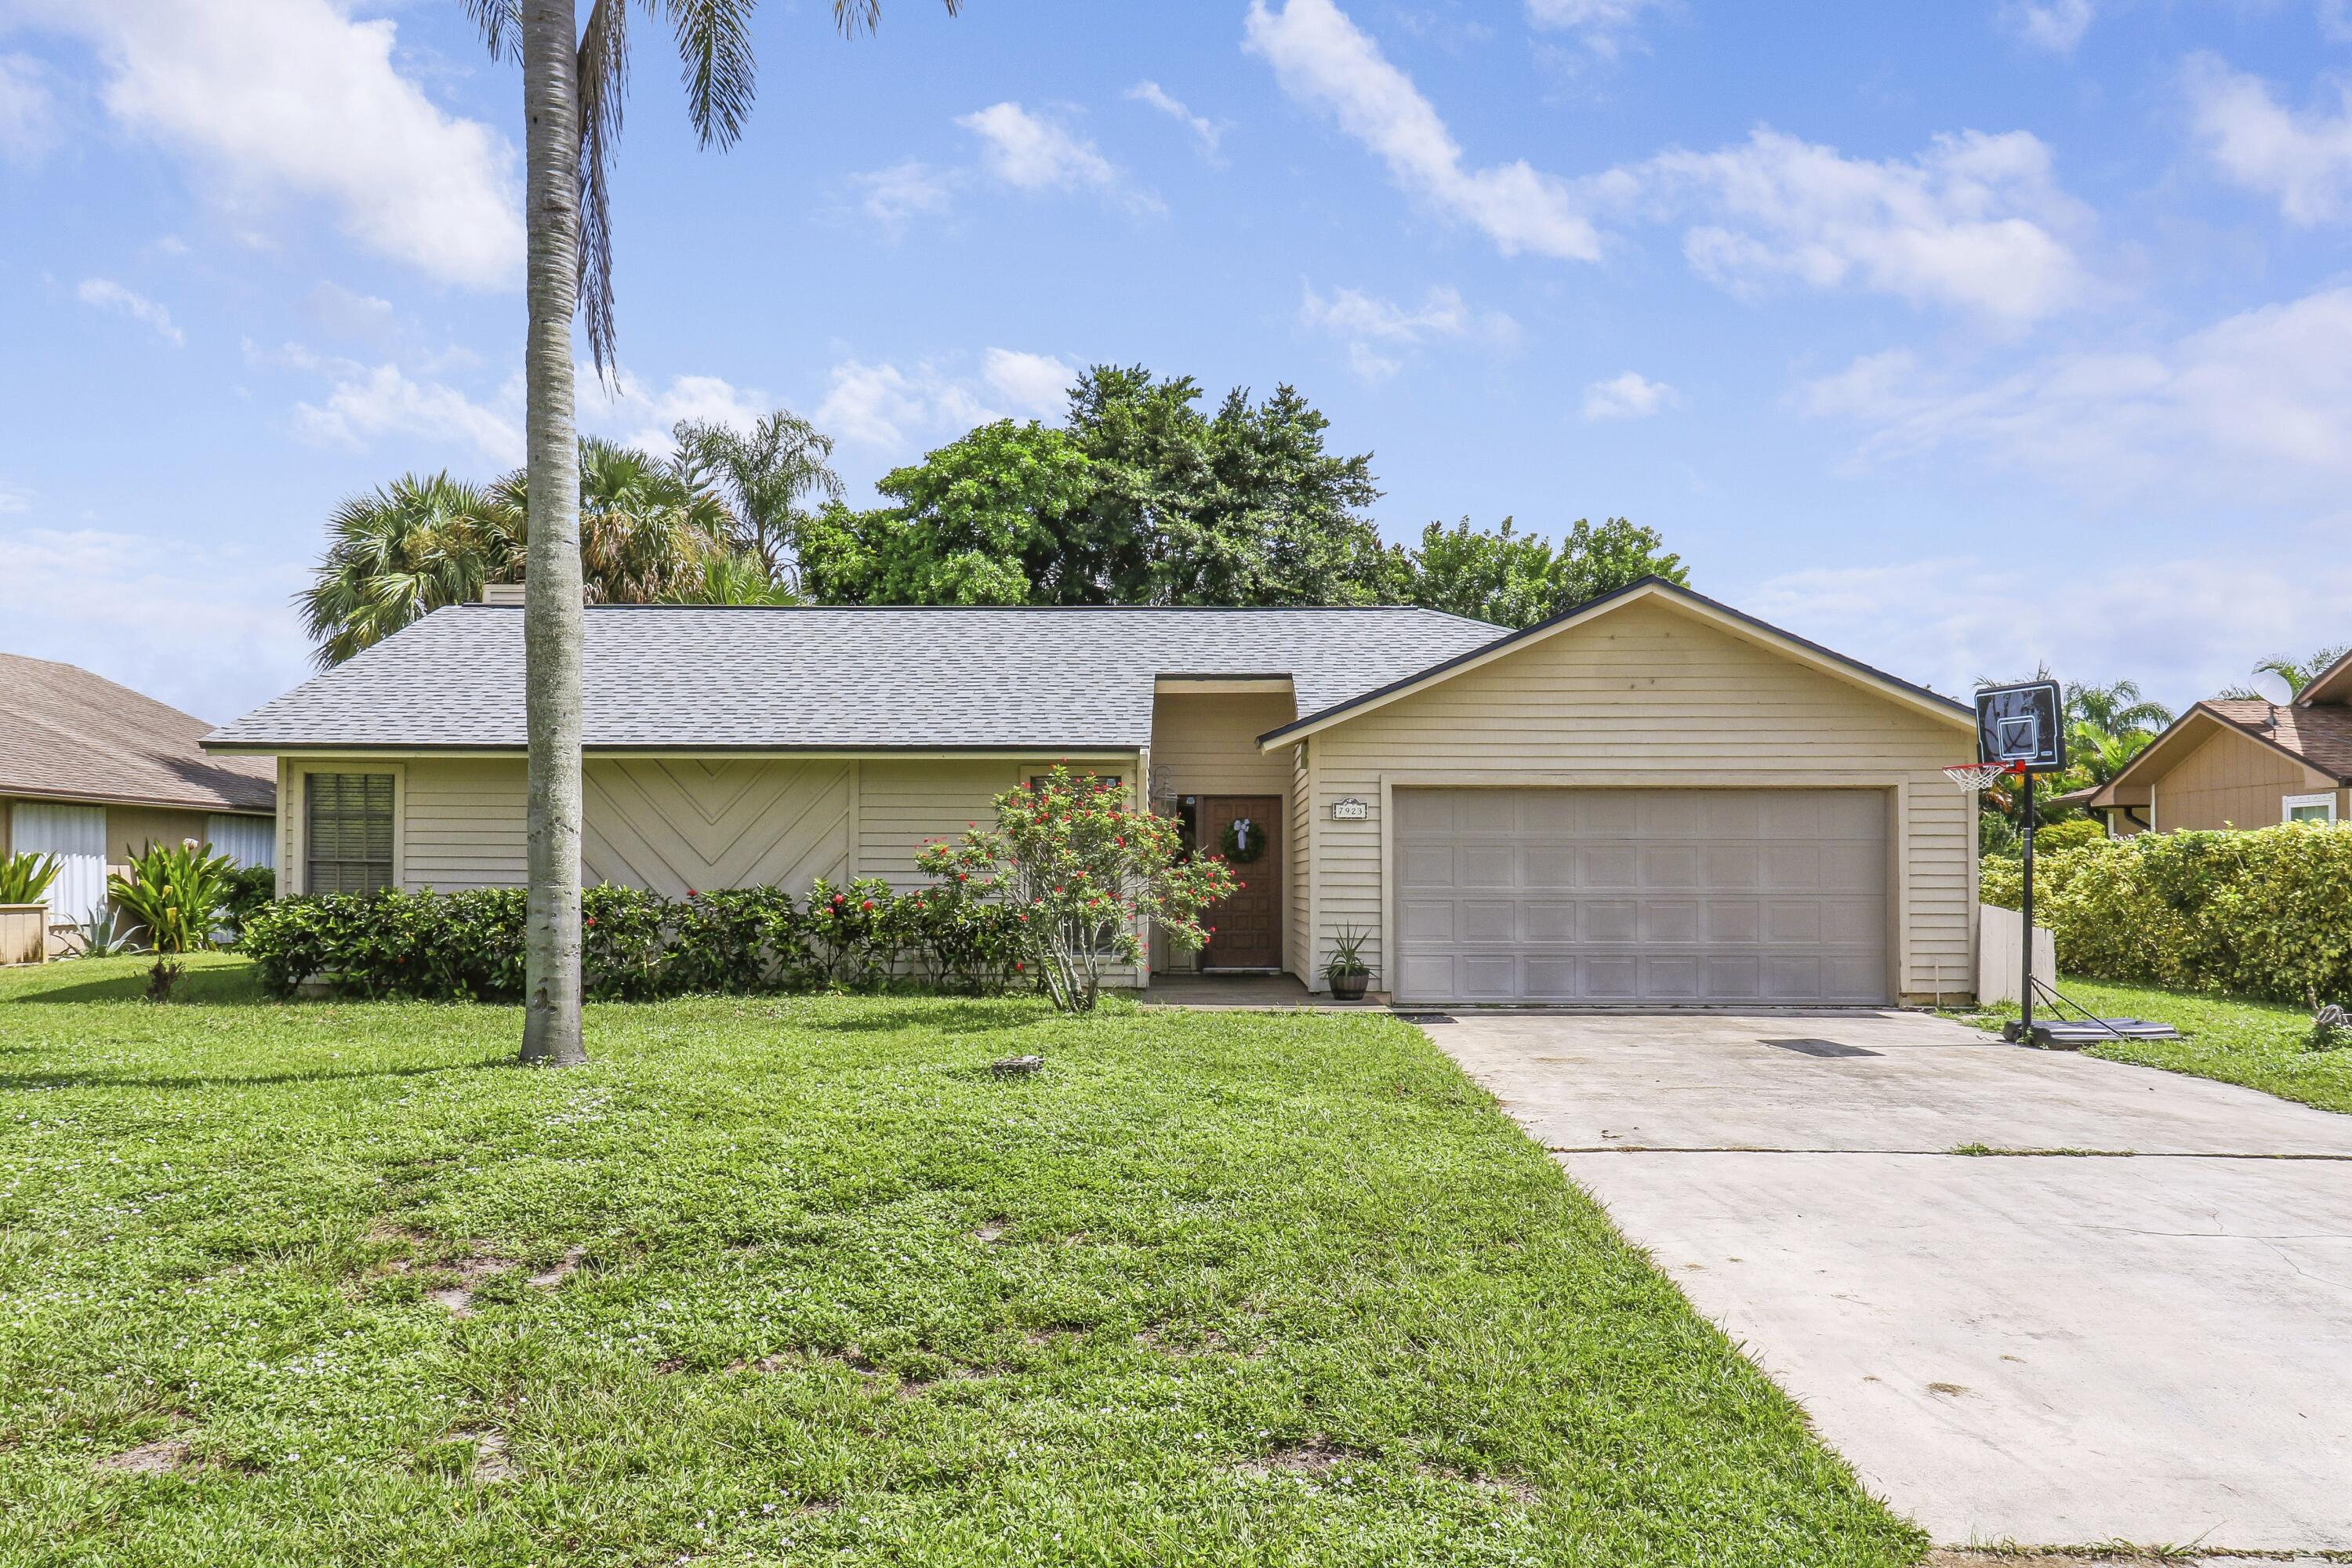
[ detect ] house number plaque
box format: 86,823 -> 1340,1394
1330,797 -> 1370,821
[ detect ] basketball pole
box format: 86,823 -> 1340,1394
2018,761 -> 2036,1042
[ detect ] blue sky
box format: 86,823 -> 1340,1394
2,0 -> 2344,725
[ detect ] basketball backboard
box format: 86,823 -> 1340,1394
1975,680 -> 2065,773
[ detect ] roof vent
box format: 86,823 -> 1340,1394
481,582 -> 526,606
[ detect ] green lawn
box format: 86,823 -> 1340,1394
1972,976 -> 2352,1117
0,956 -> 1919,1567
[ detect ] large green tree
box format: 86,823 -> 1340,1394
798,365 -> 1414,607
1409,514 -> 1686,629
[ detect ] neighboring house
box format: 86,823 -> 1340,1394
0,654 -> 278,943
201,578 -> 1980,1005
2085,648 -> 2352,834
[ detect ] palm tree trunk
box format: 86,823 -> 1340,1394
519,0 -> 587,1066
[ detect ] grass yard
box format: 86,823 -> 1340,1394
0,956 -> 1926,1567
1972,976 -> 2352,1117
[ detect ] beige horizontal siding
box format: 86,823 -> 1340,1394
1308,598 -> 1973,1004
2149,725 -> 2330,832
401,759 -> 527,891
1149,691 -> 1295,797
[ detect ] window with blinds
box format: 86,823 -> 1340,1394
305,773 -> 395,894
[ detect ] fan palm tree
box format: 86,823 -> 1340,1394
489,437 -> 734,604
463,0 -> 961,1065
302,445 -> 737,663
673,408 -> 844,585
300,474 -> 519,666
666,549 -> 801,604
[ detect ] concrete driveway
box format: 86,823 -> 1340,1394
1424,1011 -> 2352,1553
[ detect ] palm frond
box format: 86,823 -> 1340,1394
462,0 -> 523,60
575,0 -> 630,377
655,0 -> 759,149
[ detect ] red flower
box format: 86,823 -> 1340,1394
686,887 -> 699,898
833,894 -> 846,906
585,916 -> 597,928
1013,960 -> 1025,971
860,899 -> 875,911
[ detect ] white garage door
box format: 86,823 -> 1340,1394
1393,789 -> 1889,1005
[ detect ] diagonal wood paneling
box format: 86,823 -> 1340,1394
583,758 -> 851,898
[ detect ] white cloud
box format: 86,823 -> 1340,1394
1797,286 -> 2352,505
1245,1 -> 2084,323
17,0 -> 520,288
851,158 -> 959,230
582,369 -> 772,455
1998,0 -> 2094,53
1633,128 -> 2087,325
1244,0 -> 1604,261
1750,554 -> 2352,713
305,281 -> 397,343
981,349 -> 1075,419
2184,53 -> 2352,226
1580,370 -> 1677,420
0,481 -> 31,514
817,360 -> 993,451
0,51 -> 57,165
816,352 -> 1070,451
76,278 -> 184,347
1526,0 -> 1669,61
285,354 -> 523,466
956,101 -> 1158,212
1298,282 -> 1518,381
1127,80 -> 1222,155
0,520 -> 310,721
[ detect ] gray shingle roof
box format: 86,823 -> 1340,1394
0,653 -> 276,812
203,604 -> 1507,753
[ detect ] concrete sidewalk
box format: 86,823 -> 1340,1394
1425,1010 -> 2352,1552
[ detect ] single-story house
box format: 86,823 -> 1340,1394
201,578 -> 1981,1005
2085,648 -> 2352,834
1,654 -> 278,947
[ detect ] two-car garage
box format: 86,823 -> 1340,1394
1266,580 -> 1979,1008
1388,787 -> 1891,1005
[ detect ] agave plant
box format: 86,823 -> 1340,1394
0,851 -> 62,906
108,840 -> 235,956
76,906 -> 144,958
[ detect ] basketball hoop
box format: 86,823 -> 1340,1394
1942,761 -> 2010,791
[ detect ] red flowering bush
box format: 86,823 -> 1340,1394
916,764 -> 1237,1012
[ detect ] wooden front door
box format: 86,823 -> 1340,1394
1200,796 -> 1282,969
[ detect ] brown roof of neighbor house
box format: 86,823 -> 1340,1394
0,655 -> 275,815
2090,697 -> 2352,808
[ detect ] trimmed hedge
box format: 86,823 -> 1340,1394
1981,822 -> 2352,1003
240,880 -> 1025,1003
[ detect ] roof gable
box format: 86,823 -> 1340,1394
1258,577 -> 1972,748
2092,699 -> 2352,804
204,604 -> 1504,754
2298,645 -> 2352,707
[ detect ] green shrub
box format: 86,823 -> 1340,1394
1980,822 -> 2352,1001
0,851 -> 63,906
218,865 -> 278,945
2030,816 -> 2103,855
237,877 -> 1028,1003
109,840 -> 236,954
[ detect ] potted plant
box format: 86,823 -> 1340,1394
1324,924 -> 1372,1002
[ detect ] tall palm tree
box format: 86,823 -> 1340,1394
673,408 -> 844,586
466,0 -> 960,1065
300,474 -> 519,666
